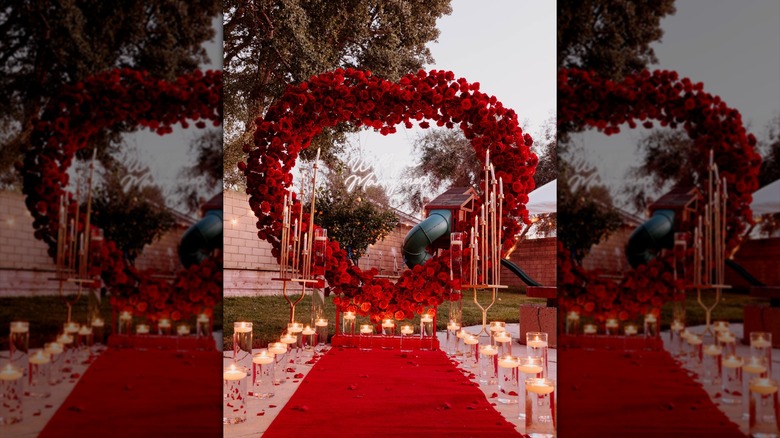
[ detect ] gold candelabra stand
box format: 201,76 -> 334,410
462,150 -> 508,337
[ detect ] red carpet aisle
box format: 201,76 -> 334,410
558,346 -> 744,437
39,348 -> 221,437
263,348 -> 522,437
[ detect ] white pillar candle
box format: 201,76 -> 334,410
91,318 -> 105,328
497,355 -> 518,368
527,338 -> 548,348
177,325 -> 190,336
605,319 -> 619,329
0,363 -> 23,381
253,351 -> 275,365
360,324 -> 373,334
479,344 -> 499,356
645,314 -> 657,323
400,325 -> 414,335
518,359 -> 544,375
45,342 -> 64,355
703,344 -> 722,356
624,325 -> 638,336
280,333 -> 297,344
302,326 -> 316,336
343,312 -> 356,321
583,324 -> 597,335
447,320 -> 461,331
315,319 -> 328,327
722,355 -> 744,369
463,335 -> 479,345
749,378 -> 778,395
526,378 -> 555,395
197,314 -> 210,323
289,322 -> 303,333
687,335 -> 703,346
752,336 -> 772,348
10,321 -> 29,333
119,311 -> 132,321
743,357 -> 768,375
381,319 -> 395,329
158,319 -> 172,329
670,320 -> 684,332
420,314 -> 433,323
56,333 -> 74,345
29,350 -> 51,365
567,311 -> 580,321
268,342 -> 287,355
223,364 -> 247,381
494,332 -> 512,343
234,322 -> 252,333
136,324 -> 150,334
78,325 -> 92,336
64,321 -> 80,334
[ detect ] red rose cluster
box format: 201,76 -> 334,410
558,68 -> 762,319
243,68 -> 538,322
18,68 -> 223,322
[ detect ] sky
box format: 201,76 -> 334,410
573,0 -> 780,213
332,0 -> 557,213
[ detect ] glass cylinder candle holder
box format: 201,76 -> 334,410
750,332 -> 773,376
56,332 -> 75,368
669,320 -> 684,356
359,324 -> 374,351
342,311 -> 356,339
420,313 -> 435,351
196,313 -> 211,338
251,350 -> 275,399
279,332 -> 298,371
518,356 -> 545,420
400,325 -> 415,353
565,311 -> 580,335
497,354 -> 519,404
118,311 -> 132,335
644,313 -> 658,337
721,355 -> 743,405
77,325 -> 93,360
158,318 -> 172,336
489,321 -> 507,339
717,331 -> 737,358
223,364 -> 248,424
525,377 -> 556,437
26,349 -> 51,398
9,321 -> 29,374
177,324 -> 191,337
743,355 -> 770,419
45,342 -> 64,385
446,320 -> 461,357
91,317 -> 105,347
749,377 -> 779,438
605,319 -> 619,336
526,332 -> 549,378
463,334 -> 480,369
478,344 -> 499,386
583,324 -> 598,336
315,319 -> 329,352
450,232 -> 464,282
0,363 -> 23,425
268,342 -> 287,385
624,324 -> 638,337
233,322 -> 253,373
454,329 -> 470,363
312,227 -> 328,275
301,325 -> 316,361
701,344 -> 722,386
136,323 -> 150,336
494,331 -> 512,357
687,334 -> 703,368
680,329 -> 693,364
287,322 -> 304,364
381,319 -> 396,350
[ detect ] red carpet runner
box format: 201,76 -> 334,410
264,348 -> 522,437
558,346 -> 745,437
39,348 -> 221,437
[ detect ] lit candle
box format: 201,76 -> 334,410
0,363 -> 23,381
360,324 -> 373,334
624,325 -> 638,336
743,356 -> 768,375
197,314 -> 210,323
91,318 -> 105,328
494,332 -> 512,344
645,314 -> 657,323
687,335 -> 703,346
400,325 -> 414,335
253,350 -> 275,365
234,322 -> 252,333
10,321 -> 29,333
343,312 -> 356,321
479,344 -> 498,356
456,329 -> 469,339
722,355 -> 744,369
158,319 -> 172,329
525,378 -> 555,395
289,322 -> 303,333
223,364 -> 247,381
45,342 -> 63,355
463,335 -> 479,345
567,311 -> 580,321
315,319 -> 328,327
752,336 -> 772,348
29,350 -> 51,365
499,177 -> 503,196
497,354 -> 518,369
583,324 -> 598,335
420,314 -> 433,323
749,378 -> 779,395
268,342 -> 287,355
489,321 -> 506,332
447,320 -> 461,331
136,324 -> 150,334
718,332 -> 736,344
527,336 -> 548,348
670,320 -> 684,332
680,328 -> 691,340
177,325 -> 190,336
119,311 -> 132,321
280,333 -> 297,344
64,321 -> 80,334
382,319 -> 395,329
703,344 -> 722,356
302,326 -> 316,336
712,320 -> 729,334
56,333 -> 74,345
518,359 -> 544,375
605,319 -> 619,329
78,325 -> 92,336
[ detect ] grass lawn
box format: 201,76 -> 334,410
223,291 -> 547,350
0,295 -> 223,350
659,290 -> 763,329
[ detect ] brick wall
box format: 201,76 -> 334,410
727,237 -> 780,290
501,237 -> 557,290
581,225 -> 634,275
1,190 -> 188,296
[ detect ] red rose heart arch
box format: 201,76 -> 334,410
243,68 -> 538,322
18,68 -> 223,321
557,68 -> 762,320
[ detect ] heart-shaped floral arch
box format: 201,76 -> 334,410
18,68 -> 223,321
243,68 -> 539,322
557,68 -> 762,320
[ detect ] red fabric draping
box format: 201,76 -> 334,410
558,347 -> 745,437
263,348 -> 522,437
39,348 -> 221,437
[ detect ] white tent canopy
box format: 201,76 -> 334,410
526,179 -> 557,215
751,179 -> 780,215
